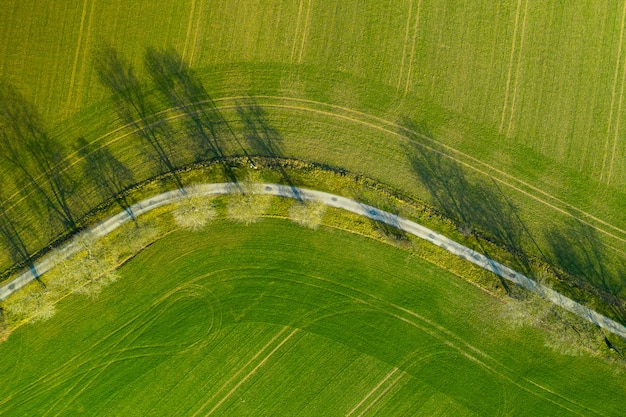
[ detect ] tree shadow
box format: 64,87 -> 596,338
0,183 -> 41,283
545,219 -> 626,319
236,98 -> 300,199
0,83 -> 82,234
76,137 -> 137,223
400,118 -> 535,292
94,45 -> 184,189
400,117 -> 626,322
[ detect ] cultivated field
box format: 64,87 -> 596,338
2,1 -> 626,414
0,220 -> 624,416
1,1 -> 626,301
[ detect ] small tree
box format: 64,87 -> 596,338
172,195 -> 216,231
289,199 -> 326,229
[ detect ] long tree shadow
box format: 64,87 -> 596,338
0,83 -> 83,236
400,118 -> 535,293
94,46 -> 185,189
236,98 -> 301,199
545,219 -> 626,320
76,137 -> 137,223
400,117 -> 626,322
143,47 -> 240,183
0,184 -> 41,283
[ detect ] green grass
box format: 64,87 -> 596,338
1,0 -> 624,186
0,219 -> 624,416
3,0 -> 625,186
3,1 -> 626,301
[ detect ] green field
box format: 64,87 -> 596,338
2,1 -> 626,415
2,0 -> 626,300
0,219 -> 624,416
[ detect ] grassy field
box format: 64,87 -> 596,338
2,2 -> 626,412
2,0 -> 626,300
0,219 -> 624,416
2,0 -> 625,185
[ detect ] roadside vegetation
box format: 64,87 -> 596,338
1,45 -> 625,332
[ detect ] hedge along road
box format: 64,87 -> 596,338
1,182 -> 625,340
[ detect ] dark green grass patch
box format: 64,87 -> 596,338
0,219 -> 624,416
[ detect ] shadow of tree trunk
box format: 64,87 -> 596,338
76,137 -> 137,224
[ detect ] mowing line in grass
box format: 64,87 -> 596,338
4,92 -> 626,275
396,0 -> 414,91
601,0 -> 626,184
354,371 -> 406,417
181,0 -> 198,64
403,0 -> 422,96
297,0 -> 312,64
289,0 -> 312,64
290,0 -> 305,64
346,367 -> 400,417
607,2 -> 626,185
500,0 -> 523,134
6,93 -> 626,249
505,0 -> 529,139
64,0 -> 92,114
190,326 -> 296,417
188,0 -> 206,67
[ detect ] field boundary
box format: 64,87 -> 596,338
1,182 -> 625,340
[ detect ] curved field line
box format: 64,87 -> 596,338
252,98 -> 626,246
3,94 -> 625,247
15,285 -> 219,415
2,182 -> 625,341
213,265 -> 601,414
1,246 -> 603,414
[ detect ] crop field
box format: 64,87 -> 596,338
2,1 -> 626,414
0,219 -> 624,416
1,0 -> 626,295
1,0 -> 624,183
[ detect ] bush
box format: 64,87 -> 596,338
500,292 -> 605,357
227,188 -> 272,225
288,199 -> 326,229
172,196 -> 216,231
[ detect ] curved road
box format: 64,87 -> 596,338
1,182 -> 625,340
